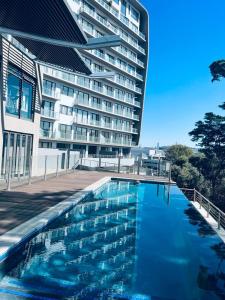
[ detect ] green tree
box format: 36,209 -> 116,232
189,106 -> 225,205
165,145 -> 204,189
166,144 -> 193,166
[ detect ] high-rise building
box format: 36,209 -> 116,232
0,0 -> 110,179
39,0 -> 149,157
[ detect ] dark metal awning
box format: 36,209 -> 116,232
16,37 -> 91,75
0,0 -> 121,74
0,0 -> 87,45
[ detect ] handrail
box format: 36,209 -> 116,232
181,188 -> 225,230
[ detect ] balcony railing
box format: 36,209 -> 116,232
133,114 -> 140,121
89,136 -> 100,143
92,0 -> 146,41
59,132 -> 72,140
40,129 -> 55,138
41,109 -> 58,119
43,87 -> 58,99
74,117 -> 136,133
181,188 -> 225,230
42,67 -> 141,108
79,14 -> 146,57
74,134 -> 88,142
40,129 -> 135,146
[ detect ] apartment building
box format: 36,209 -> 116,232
0,0 -> 107,179
40,0 -> 149,157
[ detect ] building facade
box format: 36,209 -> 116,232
0,37 -> 42,179
39,0 -> 149,157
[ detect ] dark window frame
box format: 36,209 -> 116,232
6,64 -> 36,121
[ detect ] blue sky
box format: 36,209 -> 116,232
140,0 -> 225,147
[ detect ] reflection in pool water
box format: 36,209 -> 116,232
0,181 -> 224,300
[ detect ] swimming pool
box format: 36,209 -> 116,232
0,180 -> 224,300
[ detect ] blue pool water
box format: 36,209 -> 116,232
0,181 -> 225,300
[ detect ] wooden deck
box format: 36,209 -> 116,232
0,171 -> 171,236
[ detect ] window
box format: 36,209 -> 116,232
90,113 -> 100,125
89,129 -> 99,137
77,76 -> 90,88
103,100 -> 112,112
103,116 -> 111,128
130,6 -> 139,22
91,97 -> 101,108
114,0 -> 119,4
6,72 -> 20,117
43,100 -> 54,111
117,59 -> 127,70
6,65 -> 35,120
105,85 -> 114,96
128,64 -> 135,75
41,121 -> 53,131
75,109 -> 88,123
114,118 -> 123,129
62,86 -> 74,97
80,18 -> 93,35
59,124 -> 72,139
60,105 -> 73,116
39,142 -> 52,148
60,71 -> 75,83
42,101 -> 55,117
74,126 -> 87,140
74,126 -> 87,137
83,0 -> 95,12
95,49 -> 104,58
106,53 -> 115,64
97,13 -> 106,25
115,89 -> 125,100
43,79 -> 56,95
93,80 -> 102,92
84,57 -> 91,67
93,63 -> 103,73
77,91 -> 89,104
102,131 -> 110,139
115,103 -> 123,114
96,30 -> 103,37
121,0 -> 127,16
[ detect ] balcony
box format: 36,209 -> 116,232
74,99 -> 135,121
89,119 -> 101,127
133,114 -> 140,121
132,128 -> 139,134
73,134 -> 88,142
89,136 -> 100,143
79,16 -> 146,57
59,132 -> 72,140
42,87 -> 60,100
41,109 -> 58,119
91,0 -> 146,41
113,125 -> 123,131
42,67 -> 141,108
100,51 -> 144,81
113,46 -> 145,69
40,129 -> 55,139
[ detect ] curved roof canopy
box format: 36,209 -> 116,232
0,0 -> 91,74
0,0 -> 87,44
